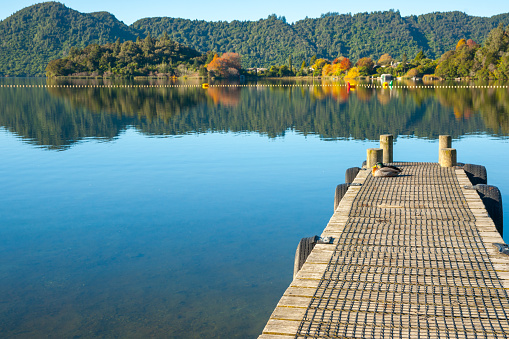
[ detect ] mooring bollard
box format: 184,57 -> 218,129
440,148 -> 457,167
380,134 -> 393,163
367,148 -> 383,168
438,135 -> 452,164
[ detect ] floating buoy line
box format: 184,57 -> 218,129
0,83 -> 508,89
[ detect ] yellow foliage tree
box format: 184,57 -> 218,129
331,63 -> 342,76
456,38 -> 467,50
345,67 -> 360,79
311,58 -> 330,72
322,64 -> 333,76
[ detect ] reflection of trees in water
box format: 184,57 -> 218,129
0,81 -> 507,150
432,87 -> 509,134
47,86 -> 206,123
0,87 -> 129,149
206,87 -> 241,107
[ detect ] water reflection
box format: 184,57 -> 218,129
0,79 -> 508,150
1,78 -> 508,339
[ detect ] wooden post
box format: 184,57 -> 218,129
380,134 -> 393,163
439,148 -> 457,167
367,148 -> 383,168
439,135 -> 452,164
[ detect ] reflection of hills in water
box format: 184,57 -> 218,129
0,79 -> 507,149
0,87 -> 131,150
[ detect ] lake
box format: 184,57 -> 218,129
0,78 -> 508,338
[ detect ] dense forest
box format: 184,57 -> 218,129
132,11 -> 509,68
1,2 -> 509,76
45,34 -> 207,77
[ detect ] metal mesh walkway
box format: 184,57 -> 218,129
293,163 -> 509,338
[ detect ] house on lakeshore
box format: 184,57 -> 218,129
246,68 -> 267,75
381,74 -> 393,82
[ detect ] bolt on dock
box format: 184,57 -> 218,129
259,135 -> 508,338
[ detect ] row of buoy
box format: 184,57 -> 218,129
0,84 -> 353,88
361,85 -> 509,89
0,84 -> 330,88
0,84 -> 508,88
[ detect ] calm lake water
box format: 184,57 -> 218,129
0,78 -> 508,338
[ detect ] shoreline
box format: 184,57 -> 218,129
1,75 -> 504,82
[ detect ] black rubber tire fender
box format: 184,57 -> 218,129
334,183 -> 350,211
476,184 -> 503,236
294,236 -> 318,278
464,164 -> 487,185
345,167 -> 361,184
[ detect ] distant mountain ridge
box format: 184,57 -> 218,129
1,2 -> 509,76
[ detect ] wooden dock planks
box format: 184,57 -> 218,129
259,162 -> 509,339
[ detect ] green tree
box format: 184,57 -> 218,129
310,55 -> 317,67
401,53 -> 408,72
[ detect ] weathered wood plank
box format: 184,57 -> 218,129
259,162 -> 509,338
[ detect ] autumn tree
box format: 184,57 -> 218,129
466,39 -> 478,48
322,63 -> 332,76
338,58 -> 352,71
356,57 -> 374,74
456,38 -> 467,50
311,58 -> 330,76
207,52 -> 242,77
345,66 -> 360,79
207,54 -> 228,77
406,67 -> 420,77
222,52 -> 241,70
435,37 -> 479,78
377,53 -> 393,66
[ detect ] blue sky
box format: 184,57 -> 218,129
1,0 -> 508,25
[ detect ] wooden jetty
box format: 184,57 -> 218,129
259,137 -> 508,338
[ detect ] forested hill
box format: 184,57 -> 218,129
0,2 -> 139,76
133,11 -> 509,67
1,2 -> 509,76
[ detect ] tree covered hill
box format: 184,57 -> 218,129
132,15 -> 317,68
1,2 -> 509,76
134,11 -> 509,67
0,2 -> 139,76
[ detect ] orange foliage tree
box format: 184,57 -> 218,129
334,56 -> 345,64
338,58 -> 352,72
207,52 -> 241,77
